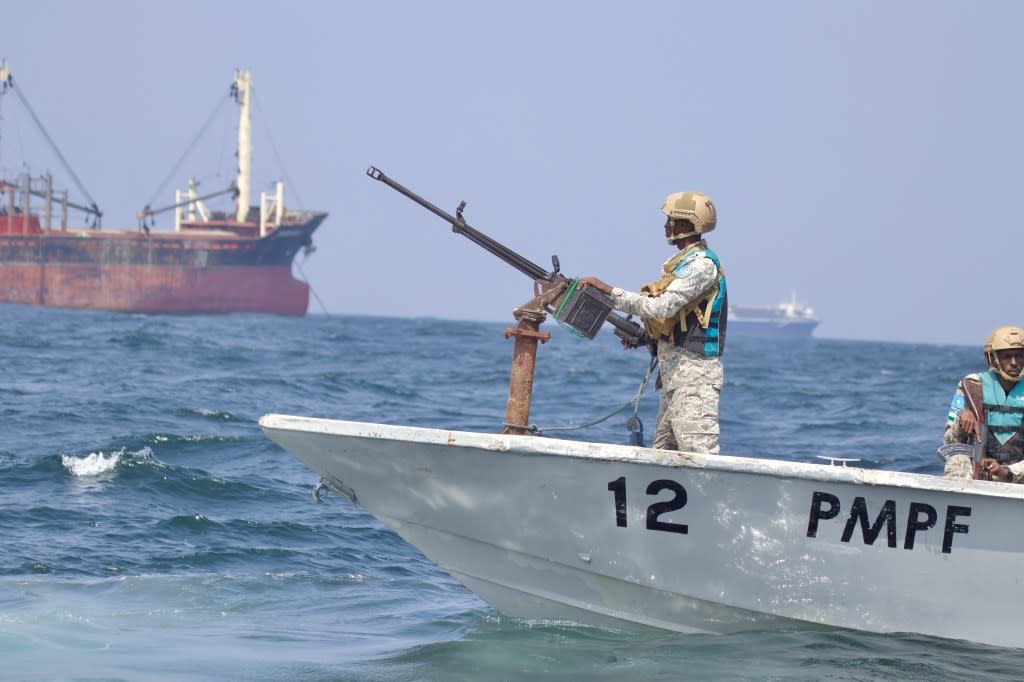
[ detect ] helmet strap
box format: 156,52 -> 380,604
987,351 -> 1022,384
667,230 -> 700,244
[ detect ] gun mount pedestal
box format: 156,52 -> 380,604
502,307 -> 550,436
500,282 -> 570,435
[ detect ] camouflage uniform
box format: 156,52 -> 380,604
942,453 -> 975,480
610,250 -> 723,454
943,374 -> 982,446
942,374 -> 980,480
944,451 -> 1024,482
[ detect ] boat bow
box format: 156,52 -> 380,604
261,413 -> 1024,646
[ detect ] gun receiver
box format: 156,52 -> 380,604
366,166 -> 647,346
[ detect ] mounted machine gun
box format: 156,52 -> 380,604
366,166 -> 649,435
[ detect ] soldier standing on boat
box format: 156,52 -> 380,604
942,326 -> 1024,481
579,191 -> 727,454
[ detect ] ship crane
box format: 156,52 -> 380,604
0,60 -> 103,227
136,181 -> 237,232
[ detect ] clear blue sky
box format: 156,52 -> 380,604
3,1 -> 1020,345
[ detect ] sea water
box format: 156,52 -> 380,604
1,305 -> 1022,681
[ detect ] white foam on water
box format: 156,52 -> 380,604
61,449 -> 125,477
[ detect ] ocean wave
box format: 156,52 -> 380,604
60,446 -> 154,477
177,406 -> 240,421
147,432 -> 238,446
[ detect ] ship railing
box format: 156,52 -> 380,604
258,180 -> 285,237
136,183 -> 235,233
1,174 -> 99,231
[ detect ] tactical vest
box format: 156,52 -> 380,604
639,242 -> 727,357
962,371 -> 1024,464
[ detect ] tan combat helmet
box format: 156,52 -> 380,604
662,191 -> 717,242
984,325 -> 1024,382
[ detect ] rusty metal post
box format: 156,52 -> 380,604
501,307 -> 550,435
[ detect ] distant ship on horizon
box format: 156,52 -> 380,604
729,293 -> 819,339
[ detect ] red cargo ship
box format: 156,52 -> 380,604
0,65 -> 327,315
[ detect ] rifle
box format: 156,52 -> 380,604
366,166 -> 648,347
962,383 -> 988,479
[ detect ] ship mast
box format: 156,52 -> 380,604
0,60 -> 9,162
232,70 -> 252,223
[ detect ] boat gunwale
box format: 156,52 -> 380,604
259,413 -> 1021,501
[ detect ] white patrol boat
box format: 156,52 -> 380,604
261,167 -> 1020,648
260,413 -> 1023,647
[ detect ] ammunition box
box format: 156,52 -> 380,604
554,281 -> 613,339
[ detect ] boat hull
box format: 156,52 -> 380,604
260,415 -> 1024,646
0,214 -> 325,315
0,262 -> 309,314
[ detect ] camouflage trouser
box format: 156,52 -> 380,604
942,454 -> 974,480
652,352 -> 722,454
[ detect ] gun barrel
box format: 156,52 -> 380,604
366,166 -> 647,346
367,166 -> 551,282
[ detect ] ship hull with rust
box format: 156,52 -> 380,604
0,212 -> 326,315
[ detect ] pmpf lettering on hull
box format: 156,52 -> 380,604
807,491 -> 970,554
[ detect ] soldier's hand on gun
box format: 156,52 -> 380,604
981,458 -> 1012,482
957,408 -> 980,441
577,276 -> 612,296
577,276 -> 648,350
